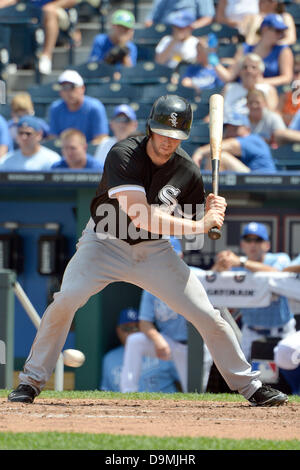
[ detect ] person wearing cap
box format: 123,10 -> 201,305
145,0 -> 215,30
51,129 -> 103,171
94,104 -> 138,167
0,114 -> 13,158
48,70 -> 109,145
100,307 -> 180,393
0,115 -> 61,171
244,0 -> 296,46
89,10 -> 137,68
214,14 -> 294,87
212,221 -> 296,361
192,112 -> 277,173
155,10 -> 199,70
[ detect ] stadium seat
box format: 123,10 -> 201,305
134,24 -> 172,46
191,103 -> 209,122
0,3 -> 42,71
285,4 -> 300,25
217,43 -> 237,59
189,122 -> 210,144
85,82 -> 142,105
180,141 -> 200,157
193,23 -> 240,42
139,83 -> 196,104
271,144 -> 300,171
70,62 -> 115,84
119,62 -> 173,85
200,86 -> 224,104
42,138 -> 62,153
28,82 -> 60,118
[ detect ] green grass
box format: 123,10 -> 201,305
0,432 -> 299,450
1,390 -> 299,450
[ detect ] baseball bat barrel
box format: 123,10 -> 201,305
208,94 -> 224,241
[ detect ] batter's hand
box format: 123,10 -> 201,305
203,194 -> 227,233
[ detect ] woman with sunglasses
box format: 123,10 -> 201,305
244,0 -> 296,46
215,14 -> 294,87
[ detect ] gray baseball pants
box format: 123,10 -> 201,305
19,219 -> 262,399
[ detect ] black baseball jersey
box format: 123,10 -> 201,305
90,135 -> 206,245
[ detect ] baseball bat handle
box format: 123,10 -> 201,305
208,158 -> 221,240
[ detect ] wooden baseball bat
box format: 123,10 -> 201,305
208,94 -> 224,241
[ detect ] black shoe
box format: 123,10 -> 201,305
8,384 -> 37,404
248,384 -> 288,407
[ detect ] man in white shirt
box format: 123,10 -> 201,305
0,116 -> 61,171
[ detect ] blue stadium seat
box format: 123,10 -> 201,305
200,86 -> 224,104
180,141 -> 200,157
285,4 -> 300,25
0,3 -> 42,71
272,144 -> 300,171
70,62 -> 115,84
119,62 -> 173,85
28,82 -> 60,118
85,82 -> 142,105
0,25 -> 10,79
134,24 -> 172,46
139,83 -> 196,104
193,23 -> 240,41
189,122 -> 210,144
191,103 -> 209,122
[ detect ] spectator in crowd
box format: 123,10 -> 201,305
120,238 -> 213,394
94,104 -> 138,167
89,10 -> 137,68
180,37 -> 224,95
222,53 -> 279,117
155,10 -> 199,70
273,106 -> 300,144
32,0 -> 80,75
144,0 -> 215,30
192,113 -> 277,173
49,70 -> 109,144
215,14 -> 294,87
7,92 -> 50,149
0,114 -> 13,158
0,116 -> 60,171
51,129 -> 103,171
244,0 -> 297,46
274,331 -> 300,395
247,89 -> 286,145
215,0 -> 259,34
100,307 -> 180,393
277,63 -> 300,126
212,222 -> 296,361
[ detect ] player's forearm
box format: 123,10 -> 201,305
242,259 -> 279,272
139,320 -> 162,342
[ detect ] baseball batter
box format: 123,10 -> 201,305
9,95 -> 287,406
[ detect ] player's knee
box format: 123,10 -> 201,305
53,289 -> 87,312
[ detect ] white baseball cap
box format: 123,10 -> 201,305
58,70 -> 84,87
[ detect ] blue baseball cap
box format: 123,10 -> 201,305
261,14 -> 288,31
113,104 -> 137,121
168,10 -> 196,28
224,112 -> 250,127
17,115 -> 43,132
241,222 -> 269,241
118,307 -> 138,325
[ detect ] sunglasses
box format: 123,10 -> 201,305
59,83 -> 76,91
119,324 -> 139,332
243,236 -> 264,243
113,115 -> 131,123
18,130 -> 35,137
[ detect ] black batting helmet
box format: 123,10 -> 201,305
147,94 -> 193,140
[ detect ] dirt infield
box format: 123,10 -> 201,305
1,398 -> 300,440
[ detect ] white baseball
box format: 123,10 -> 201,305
63,349 -> 85,368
